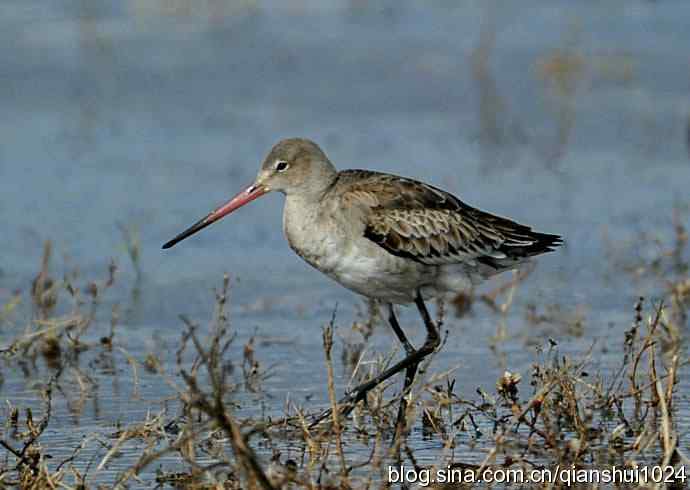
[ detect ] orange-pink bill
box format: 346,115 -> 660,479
162,184 -> 266,249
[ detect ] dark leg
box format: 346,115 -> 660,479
387,304 -> 419,426
387,303 -> 415,356
310,292 -> 441,428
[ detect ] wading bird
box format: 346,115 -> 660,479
163,138 -> 561,425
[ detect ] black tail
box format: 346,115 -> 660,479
477,226 -> 563,270
505,230 -> 563,258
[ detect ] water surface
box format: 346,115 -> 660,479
1,0 -> 689,485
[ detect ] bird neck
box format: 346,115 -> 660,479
285,161 -> 337,202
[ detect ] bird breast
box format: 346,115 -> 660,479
282,195 -> 353,275
281,193 -> 444,304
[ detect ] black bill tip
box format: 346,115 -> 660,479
162,215 -> 213,250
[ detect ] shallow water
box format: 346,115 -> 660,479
1,0 -> 689,486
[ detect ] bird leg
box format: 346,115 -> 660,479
310,292 -> 441,429
387,304 -> 419,426
387,303 -> 416,356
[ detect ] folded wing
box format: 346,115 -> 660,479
336,170 -> 562,269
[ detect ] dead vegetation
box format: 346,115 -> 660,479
0,216 -> 688,489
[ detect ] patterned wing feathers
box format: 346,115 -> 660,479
334,170 -> 562,268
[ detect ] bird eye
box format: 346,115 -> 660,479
275,160 -> 289,172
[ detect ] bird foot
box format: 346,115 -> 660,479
308,390 -> 362,429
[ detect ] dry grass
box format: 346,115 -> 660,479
0,218 -> 688,488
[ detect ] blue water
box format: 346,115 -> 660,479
1,0 -> 689,485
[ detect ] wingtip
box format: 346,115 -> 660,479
549,235 -> 565,247
542,234 -> 564,254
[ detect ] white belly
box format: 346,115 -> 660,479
282,195 -> 474,304
328,239 -> 429,303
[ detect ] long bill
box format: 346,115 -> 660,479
162,183 -> 266,249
